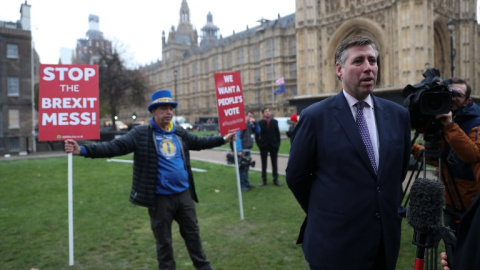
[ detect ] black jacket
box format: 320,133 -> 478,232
255,118 -> 281,149
453,191 -> 480,269
82,124 -> 225,207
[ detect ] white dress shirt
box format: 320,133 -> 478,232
343,90 -> 380,168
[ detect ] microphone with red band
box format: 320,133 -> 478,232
407,178 -> 445,270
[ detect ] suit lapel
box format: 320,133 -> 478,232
372,97 -> 390,179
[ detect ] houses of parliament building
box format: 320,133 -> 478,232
1,0 -> 479,154
133,0 -> 480,123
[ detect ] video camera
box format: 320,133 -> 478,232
402,68 -> 453,140
226,151 -> 256,167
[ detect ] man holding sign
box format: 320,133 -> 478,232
65,89 -> 235,270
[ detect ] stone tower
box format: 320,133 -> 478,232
294,0 -> 479,101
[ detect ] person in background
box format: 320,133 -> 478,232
286,36 -> 411,270
64,89 -> 235,270
412,78 -> 480,233
255,107 -> 282,186
234,111 -> 257,191
286,113 -> 298,144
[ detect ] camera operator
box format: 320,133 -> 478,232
234,111 -> 257,191
412,78 -> 480,233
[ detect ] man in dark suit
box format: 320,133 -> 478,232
255,107 -> 282,186
286,36 -> 411,270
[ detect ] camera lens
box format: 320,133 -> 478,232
426,95 -> 443,110
420,91 -> 451,115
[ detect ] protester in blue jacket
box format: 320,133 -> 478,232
234,111 -> 256,191
65,89 -> 235,270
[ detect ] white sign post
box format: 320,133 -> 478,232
68,153 -> 74,265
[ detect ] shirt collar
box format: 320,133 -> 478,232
342,89 -> 374,109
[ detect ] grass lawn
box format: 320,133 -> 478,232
0,154 -> 441,269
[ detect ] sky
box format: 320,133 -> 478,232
0,0 -> 296,67
1,1 -> 479,67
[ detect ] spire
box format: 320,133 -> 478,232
177,0 -> 192,33
201,12 -> 219,41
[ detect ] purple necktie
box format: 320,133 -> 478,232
356,101 -> 377,174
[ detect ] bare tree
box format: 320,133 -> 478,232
96,51 -> 147,131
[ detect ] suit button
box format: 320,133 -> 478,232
377,186 -> 382,192
375,212 -> 381,219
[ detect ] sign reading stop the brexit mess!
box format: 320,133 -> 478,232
214,72 -> 246,135
38,64 -> 100,141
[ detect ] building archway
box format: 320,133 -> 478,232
433,17 -> 451,79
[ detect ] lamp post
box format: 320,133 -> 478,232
447,18 -> 456,77
174,69 -> 178,101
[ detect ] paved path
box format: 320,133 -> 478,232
189,148 -> 437,193
189,148 -> 289,176
0,147 -> 288,175
1,148 -> 434,190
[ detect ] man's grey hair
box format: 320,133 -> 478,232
335,36 -> 379,66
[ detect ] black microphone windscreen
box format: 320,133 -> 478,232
407,178 -> 445,232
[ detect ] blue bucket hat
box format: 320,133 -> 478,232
147,90 -> 178,112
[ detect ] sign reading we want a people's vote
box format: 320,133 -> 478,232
214,72 -> 246,135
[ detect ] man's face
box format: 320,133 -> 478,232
336,45 -> 378,100
450,83 -> 469,112
152,105 -> 175,127
246,112 -> 253,121
263,109 -> 271,119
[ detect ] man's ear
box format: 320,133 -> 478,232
335,63 -> 343,81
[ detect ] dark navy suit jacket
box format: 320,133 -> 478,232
255,118 -> 281,149
286,92 -> 411,270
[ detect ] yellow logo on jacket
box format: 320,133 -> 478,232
159,138 -> 176,159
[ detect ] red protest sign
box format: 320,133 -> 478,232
38,64 -> 100,141
214,72 -> 246,135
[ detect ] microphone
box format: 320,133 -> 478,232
407,178 -> 445,270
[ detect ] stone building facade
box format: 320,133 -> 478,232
139,0 -> 479,123
0,3 -> 40,154
293,0 -> 480,111
139,0 -> 297,123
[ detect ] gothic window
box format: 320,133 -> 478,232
236,49 -> 244,65
289,39 -> 296,56
289,62 -> 297,78
266,64 -> 275,81
290,85 -> 298,96
193,62 -> 198,75
266,40 -> 275,58
227,53 -> 233,68
213,56 -> 219,71
204,59 -> 209,73
253,46 -> 261,62
254,68 -> 261,83
255,88 -> 261,105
